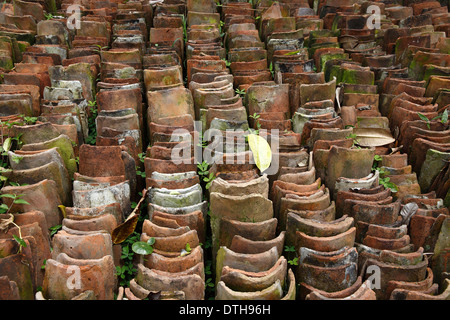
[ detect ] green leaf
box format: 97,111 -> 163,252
442,109 -> 448,124
284,50 -> 301,56
417,113 -> 430,129
147,237 -> 155,246
389,184 -> 398,192
417,112 -> 429,121
132,241 -> 153,255
0,203 -> 8,212
13,199 -> 29,205
247,134 -> 272,173
13,235 -> 27,248
374,155 -> 382,162
431,115 -> 441,121
49,225 -> 62,237
11,155 -> 23,164
0,193 -> 16,199
284,245 -> 296,252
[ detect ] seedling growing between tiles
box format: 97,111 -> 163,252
418,109 -> 449,129
180,243 -> 192,257
115,232 -> 139,286
284,245 -> 298,266
197,161 -> 216,190
345,128 -> 361,148
372,155 -> 399,193
23,116 -> 38,125
288,257 -> 299,266
0,194 -> 30,253
418,112 -> 431,129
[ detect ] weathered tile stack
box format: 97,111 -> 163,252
128,0 -> 207,300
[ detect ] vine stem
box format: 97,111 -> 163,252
11,222 -> 22,241
8,216 -> 24,254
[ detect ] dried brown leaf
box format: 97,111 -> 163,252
354,128 -> 395,147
